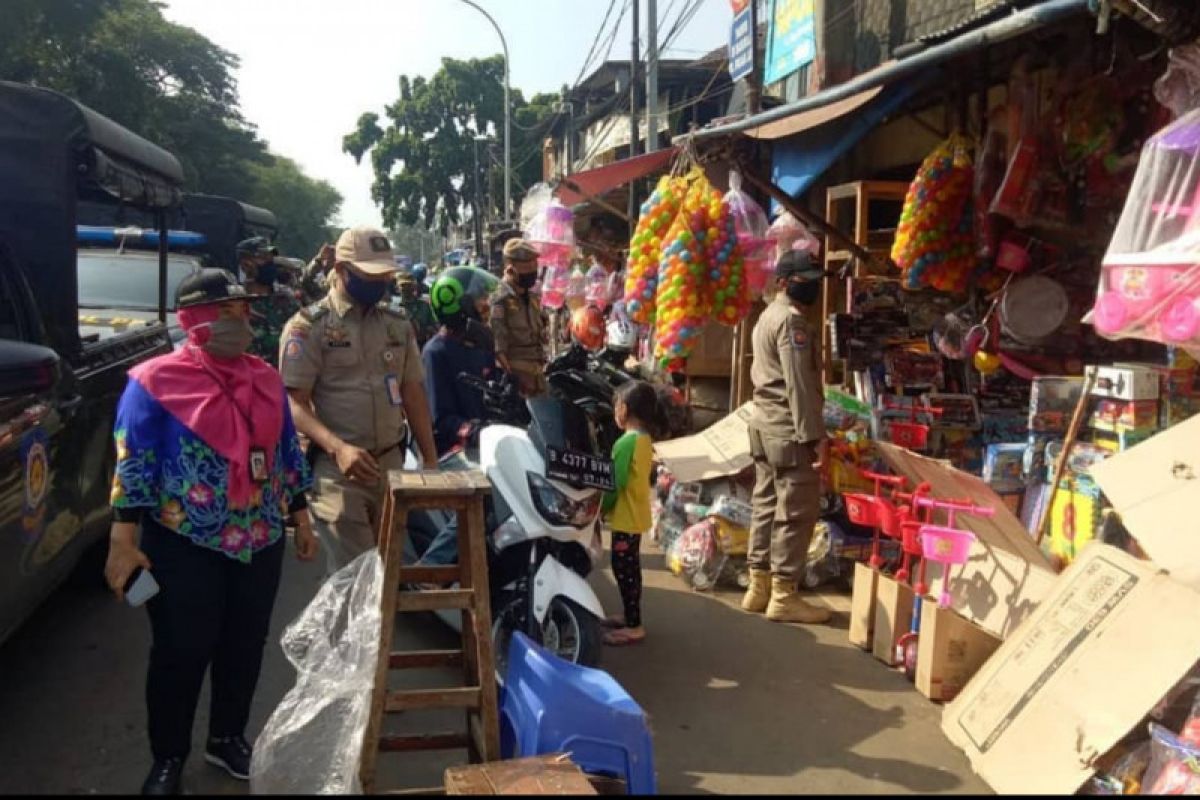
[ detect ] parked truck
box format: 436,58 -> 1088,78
0,81 -> 180,645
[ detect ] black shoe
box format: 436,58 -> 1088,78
204,735 -> 252,781
141,757 -> 184,796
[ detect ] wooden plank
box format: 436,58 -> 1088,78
397,589 -> 475,613
445,755 -> 598,796
361,491 -> 406,795
399,565 -> 461,585
389,469 -> 492,495
389,649 -> 465,669
386,687 -> 481,712
379,732 -> 471,753
464,498 -> 501,762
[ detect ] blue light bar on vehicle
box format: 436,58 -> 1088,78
77,225 -> 207,248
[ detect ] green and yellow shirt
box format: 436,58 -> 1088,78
602,430 -> 653,535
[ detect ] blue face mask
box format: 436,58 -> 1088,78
343,268 -> 389,307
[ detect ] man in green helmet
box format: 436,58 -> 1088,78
422,267 -> 499,455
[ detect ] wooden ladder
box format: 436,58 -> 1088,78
360,469 -> 501,795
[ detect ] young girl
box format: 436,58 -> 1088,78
601,381 -> 669,646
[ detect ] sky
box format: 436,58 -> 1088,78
160,0 -> 736,229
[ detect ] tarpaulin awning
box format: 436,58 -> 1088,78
555,147 -> 677,207
769,78 -> 924,210
746,84 -> 882,140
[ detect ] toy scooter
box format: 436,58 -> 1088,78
843,469 -> 908,569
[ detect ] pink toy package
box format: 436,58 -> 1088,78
1092,109 -> 1200,347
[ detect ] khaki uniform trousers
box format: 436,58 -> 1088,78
309,448 -> 406,575
747,427 -> 821,584
509,358 -> 548,397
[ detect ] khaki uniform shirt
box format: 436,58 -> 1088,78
750,294 -> 826,444
279,287 -> 424,453
489,281 -> 545,363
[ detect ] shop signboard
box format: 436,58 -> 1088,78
763,0 -> 816,85
728,5 -> 754,82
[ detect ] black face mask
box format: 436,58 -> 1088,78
515,272 -> 538,290
786,279 -> 820,306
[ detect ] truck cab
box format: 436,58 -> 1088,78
0,80 -> 182,645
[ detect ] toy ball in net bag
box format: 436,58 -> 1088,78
625,174 -> 684,325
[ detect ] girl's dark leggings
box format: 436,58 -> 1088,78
611,531 -> 643,628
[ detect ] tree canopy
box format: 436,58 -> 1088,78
345,56 -> 561,236
0,0 -> 342,256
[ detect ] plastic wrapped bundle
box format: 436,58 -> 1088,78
526,198 -> 576,268
250,551 -> 384,795
1091,110 -> 1200,347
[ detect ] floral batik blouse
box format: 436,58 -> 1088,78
110,378 -> 312,564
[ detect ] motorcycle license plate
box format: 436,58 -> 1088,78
545,446 -> 615,491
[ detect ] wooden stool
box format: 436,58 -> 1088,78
445,754 -> 597,795
360,470 -> 500,795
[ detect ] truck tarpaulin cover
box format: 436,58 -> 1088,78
250,550 -> 384,795
0,81 -> 184,353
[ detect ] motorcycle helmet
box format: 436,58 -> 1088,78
430,266 -> 500,329
570,305 -> 606,351
605,316 -> 638,353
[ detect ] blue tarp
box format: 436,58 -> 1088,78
769,79 -> 926,213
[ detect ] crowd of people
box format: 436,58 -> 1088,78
100,222 -> 833,795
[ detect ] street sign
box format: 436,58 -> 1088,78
728,5 -> 754,82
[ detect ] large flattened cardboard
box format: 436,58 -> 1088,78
1090,412 -> 1200,594
942,544 -> 1200,795
652,403 -> 755,483
875,442 -> 1056,640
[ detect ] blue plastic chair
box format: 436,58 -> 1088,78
499,632 -> 656,795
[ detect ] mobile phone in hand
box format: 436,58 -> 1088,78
124,567 -> 160,608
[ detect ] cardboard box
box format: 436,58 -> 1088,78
1087,364 -> 1160,401
652,403 -> 754,483
872,573 -> 914,665
942,544 -> 1200,795
685,319 -> 734,378
915,602 -> 1002,703
1029,376 -> 1084,433
1091,413 -> 1200,594
876,442 -> 1057,640
849,561 -> 878,650
1089,398 -> 1159,434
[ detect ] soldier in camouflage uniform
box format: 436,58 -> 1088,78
238,236 -> 301,365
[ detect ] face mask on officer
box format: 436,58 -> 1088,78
785,277 -> 821,307
339,263 -> 391,307
507,261 -> 538,292
253,258 -> 278,287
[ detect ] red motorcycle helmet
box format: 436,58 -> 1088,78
570,305 -> 606,351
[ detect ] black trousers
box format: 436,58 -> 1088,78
141,519 -> 284,760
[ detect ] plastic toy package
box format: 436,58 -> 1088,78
724,170 -> 775,299
1142,723 -> 1200,795
1091,109 -> 1200,348
525,197 -> 576,268
250,551 -> 384,794
666,519 -> 727,591
766,209 -> 820,259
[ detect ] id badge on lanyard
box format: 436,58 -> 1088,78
385,374 -> 403,406
250,447 -> 268,482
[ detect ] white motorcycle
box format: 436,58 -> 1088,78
403,396 -> 610,678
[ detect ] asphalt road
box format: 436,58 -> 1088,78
0,536 -> 990,795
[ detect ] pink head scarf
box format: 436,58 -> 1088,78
129,303 -> 285,508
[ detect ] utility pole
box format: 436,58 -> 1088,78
472,137 -> 484,261
746,0 -> 762,115
628,0 -> 641,222
645,0 -> 659,153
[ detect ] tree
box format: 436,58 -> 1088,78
0,0 -> 339,236
246,157 -> 343,260
346,56 -> 564,236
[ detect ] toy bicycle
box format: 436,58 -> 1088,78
882,397 -> 945,451
842,469 -> 908,569
893,495 -> 994,680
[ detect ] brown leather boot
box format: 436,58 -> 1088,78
740,568 -> 772,613
766,575 -> 832,624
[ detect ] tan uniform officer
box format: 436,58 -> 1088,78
742,251 -> 832,624
280,225 -> 439,574
490,238 -> 547,396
